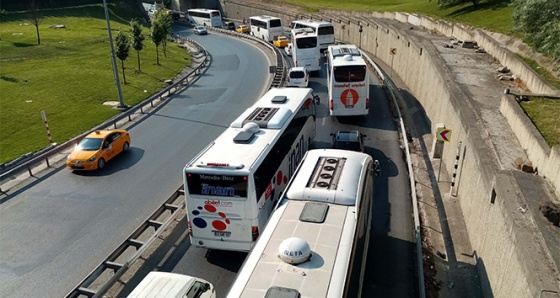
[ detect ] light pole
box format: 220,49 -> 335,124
359,25 -> 363,48
103,0 -> 127,109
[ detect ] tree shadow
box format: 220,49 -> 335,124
443,0 -> 512,17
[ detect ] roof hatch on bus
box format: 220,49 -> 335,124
331,46 -> 361,57
230,107 -> 292,129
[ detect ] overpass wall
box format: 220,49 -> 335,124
500,95 -> 560,194
221,2 -> 560,297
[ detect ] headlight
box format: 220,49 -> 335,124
87,155 -> 97,162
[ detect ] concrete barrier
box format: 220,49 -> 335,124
218,2 -> 560,297
500,95 -> 560,195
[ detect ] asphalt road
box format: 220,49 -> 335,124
113,28 -> 416,297
0,29 -> 270,298
0,26 -> 415,298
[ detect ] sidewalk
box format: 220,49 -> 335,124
369,52 -> 484,297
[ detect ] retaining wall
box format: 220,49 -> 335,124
500,95 -> 560,194
221,2 -> 560,297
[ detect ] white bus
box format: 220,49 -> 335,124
290,19 -> 335,52
187,8 -> 222,27
249,15 -> 283,42
291,28 -> 321,72
183,88 -> 320,252
227,149 -> 378,298
327,44 -> 370,116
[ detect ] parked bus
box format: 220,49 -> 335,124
290,19 -> 335,52
291,28 -> 321,72
249,15 -> 283,42
326,44 -> 370,116
187,8 -> 222,27
227,149 -> 379,298
183,88 -> 320,252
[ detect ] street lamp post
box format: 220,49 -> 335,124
103,0 -> 127,110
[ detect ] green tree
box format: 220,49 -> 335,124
152,9 -> 173,58
150,11 -> 169,65
513,0 -> 560,62
28,0 -> 43,45
115,31 -> 131,84
129,18 -> 145,72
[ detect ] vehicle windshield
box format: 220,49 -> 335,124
333,65 -> 367,82
78,138 -> 103,151
334,140 -> 362,151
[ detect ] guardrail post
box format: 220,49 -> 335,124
46,158 -> 50,168
27,166 -> 33,177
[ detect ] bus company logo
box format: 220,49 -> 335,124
340,89 -> 359,106
191,204 -> 230,231
334,83 -> 351,88
288,135 -> 306,178
204,199 -> 233,207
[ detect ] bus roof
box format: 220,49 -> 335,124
249,15 -> 281,21
291,19 -> 334,27
328,44 -> 366,66
227,149 -> 372,297
185,88 -> 314,173
187,8 -> 219,12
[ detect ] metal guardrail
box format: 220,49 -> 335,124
62,25 -> 284,298
205,25 -> 286,89
65,186 -> 186,298
362,51 -> 426,298
0,36 -> 210,190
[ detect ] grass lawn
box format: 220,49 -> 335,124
283,0 -> 515,34
0,4 -> 192,163
520,97 -> 560,146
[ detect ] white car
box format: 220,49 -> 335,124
284,43 -> 293,56
287,67 -> 309,88
194,26 -> 207,35
128,272 -> 216,298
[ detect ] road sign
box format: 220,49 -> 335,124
390,48 -> 397,55
436,127 -> 452,142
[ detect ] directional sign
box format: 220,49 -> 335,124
390,48 -> 397,55
436,127 -> 452,142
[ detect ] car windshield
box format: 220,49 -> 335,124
78,138 -> 103,151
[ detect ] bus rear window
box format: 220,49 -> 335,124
186,174 -> 248,197
269,19 -> 282,28
296,37 -> 317,49
318,26 -> 334,35
211,11 -> 220,17
334,65 -> 367,82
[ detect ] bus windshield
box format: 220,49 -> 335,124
186,174 -> 248,198
296,37 -> 317,49
334,65 -> 367,82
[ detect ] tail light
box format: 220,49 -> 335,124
305,76 -> 308,82
366,97 -> 369,108
296,61 -> 299,67
287,76 -> 290,82
187,221 -> 193,237
317,58 -> 321,66
329,99 -> 333,110
252,226 -> 259,241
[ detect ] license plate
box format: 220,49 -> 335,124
214,231 -> 231,237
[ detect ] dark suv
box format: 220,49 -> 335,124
331,130 -> 366,152
223,21 -> 235,30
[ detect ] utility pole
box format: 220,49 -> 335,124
103,0 -> 127,109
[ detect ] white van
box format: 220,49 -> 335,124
287,67 -> 310,87
128,272 -> 216,298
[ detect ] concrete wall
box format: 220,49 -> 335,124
221,2 -> 560,297
500,95 -> 560,195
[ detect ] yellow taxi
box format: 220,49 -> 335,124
236,25 -> 250,34
66,129 -> 131,171
273,35 -> 289,48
